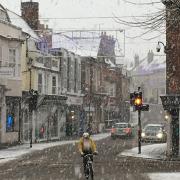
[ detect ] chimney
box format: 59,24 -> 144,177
134,54 -> 139,67
21,1 -> 39,30
147,50 -> 154,64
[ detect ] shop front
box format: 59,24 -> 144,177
66,96 -> 83,136
22,93 -> 67,143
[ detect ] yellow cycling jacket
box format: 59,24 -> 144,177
78,137 -> 97,153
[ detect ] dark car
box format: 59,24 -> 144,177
111,122 -> 132,139
141,124 -> 167,143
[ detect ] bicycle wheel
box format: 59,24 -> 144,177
84,164 -> 90,179
89,163 -> 94,180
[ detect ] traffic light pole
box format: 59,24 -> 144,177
138,109 -> 141,154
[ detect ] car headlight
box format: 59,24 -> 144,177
156,133 -> 163,139
141,132 -> 145,137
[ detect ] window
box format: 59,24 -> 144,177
44,57 -> 51,68
9,49 -> 16,65
38,74 -> 43,93
74,58 -> 77,92
6,99 -> 19,132
52,60 -> 58,68
67,57 -> 71,91
36,57 -> 43,64
9,49 -> 16,76
52,76 -> 57,94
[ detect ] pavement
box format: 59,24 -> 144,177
120,143 -> 180,180
1,134 -> 180,179
0,133 -> 110,164
120,143 -> 167,160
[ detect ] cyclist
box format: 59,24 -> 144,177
78,132 -> 98,173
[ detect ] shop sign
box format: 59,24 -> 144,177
67,96 -> 83,105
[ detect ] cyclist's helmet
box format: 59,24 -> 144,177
83,132 -> 90,138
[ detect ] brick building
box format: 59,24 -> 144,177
161,0 -> 180,157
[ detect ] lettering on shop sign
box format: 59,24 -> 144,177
161,95 -> 180,109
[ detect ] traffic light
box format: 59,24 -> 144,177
134,92 -> 142,104
29,89 -> 38,112
141,104 -> 149,111
130,92 -> 135,106
134,91 -> 142,110
130,90 -> 149,111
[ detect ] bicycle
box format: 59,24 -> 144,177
83,153 -> 94,180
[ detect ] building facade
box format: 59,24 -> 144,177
0,4 -> 26,144
130,51 -> 166,125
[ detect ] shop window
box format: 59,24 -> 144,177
6,114 -> 14,132
6,99 -> 19,132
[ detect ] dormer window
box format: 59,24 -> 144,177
0,5 -> 10,22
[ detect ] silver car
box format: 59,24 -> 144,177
141,124 -> 167,143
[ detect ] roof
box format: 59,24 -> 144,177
6,9 -> 39,40
0,4 -> 10,23
52,32 -> 101,57
132,55 -> 166,76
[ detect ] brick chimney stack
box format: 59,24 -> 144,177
21,0 -> 39,30
98,32 -> 116,64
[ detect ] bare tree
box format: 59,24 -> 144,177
114,0 -> 180,39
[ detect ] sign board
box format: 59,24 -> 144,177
67,96 -> 83,105
0,67 -> 13,78
161,95 -> 180,110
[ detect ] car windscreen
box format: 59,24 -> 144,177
114,124 -> 128,128
145,126 -> 162,132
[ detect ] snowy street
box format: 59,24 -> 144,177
0,135 -> 180,179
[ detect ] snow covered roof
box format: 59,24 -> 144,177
105,58 -> 116,68
132,55 -> 166,76
144,55 -> 166,72
52,32 -> 101,57
6,9 -> 39,40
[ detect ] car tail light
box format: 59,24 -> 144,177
111,128 -> 116,133
124,128 -> 131,134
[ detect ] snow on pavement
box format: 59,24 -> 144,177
0,133 -> 110,164
120,143 -> 180,179
119,143 -> 167,160
148,173 -> 180,180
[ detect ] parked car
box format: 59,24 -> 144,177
111,122 -> 132,139
141,124 -> 167,143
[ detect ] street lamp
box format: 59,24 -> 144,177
156,41 -> 166,53
27,57 -> 33,148
85,86 -> 91,133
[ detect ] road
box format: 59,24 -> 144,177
0,136 -> 180,180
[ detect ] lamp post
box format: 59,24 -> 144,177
27,58 -> 33,148
85,60 -> 93,134
156,41 -> 166,53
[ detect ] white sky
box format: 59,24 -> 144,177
1,0 -> 166,65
